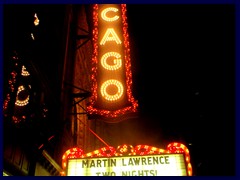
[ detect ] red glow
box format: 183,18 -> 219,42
87,4 -> 138,118
61,142 -> 192,176
38,144 -> 44,150
48,135 -> 54,141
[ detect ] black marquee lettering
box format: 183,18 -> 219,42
133,158 -> 140,165
90,160 -> 95,167
159,156 -> 164,164
165,156 -> 170,164
141,157 -> 147,165
97,159 -> 101,167
122,158 -> 127,166
153,156 -> 159,164
82,160 -> 88,168
128,158 -> 134,165
147,157 -> 152,165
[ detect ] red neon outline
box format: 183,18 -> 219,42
61,142 -> 192,176
87,4 -> 138,118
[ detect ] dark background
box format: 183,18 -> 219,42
3,4 -> 235,176
125,4 -> 235,175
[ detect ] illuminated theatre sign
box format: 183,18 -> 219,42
87,4 -> 138,119
61,142 -> 193,176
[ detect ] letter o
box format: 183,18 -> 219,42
100,79 -> 124,101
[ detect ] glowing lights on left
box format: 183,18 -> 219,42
15,65 -> 31,107
34,13 -> 39,26
15,85 -> 30,106
31,13 -> 39,40
21,65 -> 30,76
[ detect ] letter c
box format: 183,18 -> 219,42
101,7 -> 119,22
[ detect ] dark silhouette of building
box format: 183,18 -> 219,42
3,4 -> 129,176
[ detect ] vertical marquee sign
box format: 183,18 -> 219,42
87,4 -> 138,119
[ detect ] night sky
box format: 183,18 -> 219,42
125,4 -> 235,175
3,3 -> 236,176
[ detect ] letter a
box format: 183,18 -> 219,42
100,28 -> 122,45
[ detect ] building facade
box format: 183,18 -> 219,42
3,4 -> 141,176
3,4 -> 67,176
